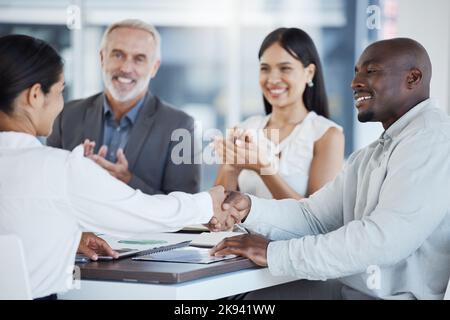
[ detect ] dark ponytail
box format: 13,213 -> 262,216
258,28 -> 329,118
0,34 -> 63,115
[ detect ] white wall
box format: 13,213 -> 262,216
397,0 -> 450,113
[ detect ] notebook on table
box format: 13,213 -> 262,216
190,231 -> 245,248
133,246 -> 237,264
76,233 -> 195,262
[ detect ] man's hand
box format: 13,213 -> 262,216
209,234 -> 269,267
222,191 -> 252,223
82,140 -> 132,184
206,186 -> 241,231
83,139 -> 96,157
77,232 -> 119,261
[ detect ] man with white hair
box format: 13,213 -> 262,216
48,19 -> 200,195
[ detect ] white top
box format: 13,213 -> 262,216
0,132 -> 213,299
243,99 -> 450,299
237,111 -> 342,198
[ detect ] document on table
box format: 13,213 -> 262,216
97,233 -> 196,255
190,231 -> 245,248
132,246 -> 237,264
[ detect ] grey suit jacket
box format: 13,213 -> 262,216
47,91 -> 201,195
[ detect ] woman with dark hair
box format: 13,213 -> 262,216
0,35 -> 230,300
215,28 -> 345,200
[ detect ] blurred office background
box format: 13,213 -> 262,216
1,0 -> 449,190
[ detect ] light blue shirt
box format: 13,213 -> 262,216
243,99 -> 450,300
102,96 -> 145,162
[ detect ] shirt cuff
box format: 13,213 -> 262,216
241,195 -> 264,229
267,240 -> 292,276
191,191 -> 214,224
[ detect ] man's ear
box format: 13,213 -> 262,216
150,59 -> 161,78
100,50 -> 105,67
406,68 -> 423,89
27,83 -> 44,109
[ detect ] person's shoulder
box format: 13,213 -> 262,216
44,143 -> 78,159
38,144 -> 74,169
59,144 -> 100,172
63,92 -> 103,113
401,102 -> 450,143
305,112 -> 343,142
55,144 -> 114,185
309,112 -> 343,131
314,126 -> 345,150
418,104 -> 450,135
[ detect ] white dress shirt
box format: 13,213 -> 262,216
0,132 -> 213,299
242,99 -> 450,299
237,112 -> 342,198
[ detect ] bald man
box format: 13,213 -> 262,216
210,38 -> 450,300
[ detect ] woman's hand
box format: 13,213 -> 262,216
214,128 -> 245,174
213,128 -> 277,175
77,232 -> 119,261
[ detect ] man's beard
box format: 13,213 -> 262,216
102,70 -> 151,102
357,109 -> 375,123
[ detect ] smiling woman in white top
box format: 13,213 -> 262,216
215,28 -> 345,199
0,35 -> 229,299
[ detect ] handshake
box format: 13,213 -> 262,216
206,186 -> 252,232
78,188 -> 266,266
77,187 -> 252,261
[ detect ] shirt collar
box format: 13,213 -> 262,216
103,94 -> 146,124
0,132 -> 43,148
381,98 -> 434,141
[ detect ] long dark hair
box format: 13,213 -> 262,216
258,28 -> 329,118
0,34 -> 63,115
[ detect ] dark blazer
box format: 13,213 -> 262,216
47,91 -> 200,195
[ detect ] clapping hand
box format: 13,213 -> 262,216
82,139 -> 132,184
213,128 -> 277,175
